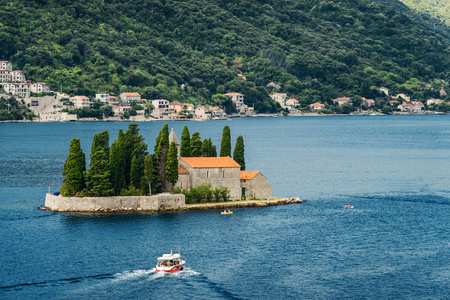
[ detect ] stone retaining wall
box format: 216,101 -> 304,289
45,193 -> 185,212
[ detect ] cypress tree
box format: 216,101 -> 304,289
209,138 -> 217,157
130,155 -> 140,189
191,132 -> 202,157
109,129 -> 126,195
220,125 -> 231,157
202,138 -> 210,157
86,131 -> 113,196
61,138 -> 86,196
180,126 -> 191,157
143,154 -> 153,195
155,124 -> 170,191
233,135 -> 245,170
166,141 -> 179,191
124,123 -> 148,188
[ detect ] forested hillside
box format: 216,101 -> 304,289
1,0 -> 450,110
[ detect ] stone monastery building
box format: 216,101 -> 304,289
170,129 -> 271,200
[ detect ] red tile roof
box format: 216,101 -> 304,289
240,171 -> 259,180
181,157 -> 241,168
224,92 -> 243,96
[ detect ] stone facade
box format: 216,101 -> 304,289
176,157 -> 241,200
240,171 -> 271,200
45,193 -> 185,212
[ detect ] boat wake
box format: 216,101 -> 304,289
110,267 -> 200,283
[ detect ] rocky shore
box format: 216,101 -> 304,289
185,197 -> 303,211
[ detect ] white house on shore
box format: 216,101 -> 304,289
310,102 -> 325,110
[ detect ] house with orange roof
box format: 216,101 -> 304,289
266,82 -> 281,89
120,92 -> 141,103
240,171 -> 271,200
270,93 -> 287,106
426,98 -> 443,106
333,97 -> 352,106
176,157 -> 242,200
70,95 -> 92,108
309,102 -> 326,110
286,98 -> 299,107
169,101 -> 184,113
361,97 -> 375,107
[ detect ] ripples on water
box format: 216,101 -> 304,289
0,116 -> 449,299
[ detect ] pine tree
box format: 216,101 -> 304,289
166,141 -> 179,191
220,125 -> 231,157
143,154 -> 153,195
233,135 -> 245,170
61,138 -> 86,196
180,126 -> 191,157
191,132 -> 202,157
85,131 -> 113,196
109,129 -> 126,195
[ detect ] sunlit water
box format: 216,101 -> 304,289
0,115 -> 449,299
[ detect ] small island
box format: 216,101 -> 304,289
44,123 -> 302,212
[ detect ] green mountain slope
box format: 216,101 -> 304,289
1,0 -> 449,110
399,0 -> 450,26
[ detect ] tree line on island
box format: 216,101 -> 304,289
60,123 -> 245,201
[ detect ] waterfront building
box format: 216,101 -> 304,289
152,99 -> 169,110
70,95 -> 92,108
310,102 -> 325,110
270,93 -> 287,107
120,92 -> 141,103
333,97 -> 353,106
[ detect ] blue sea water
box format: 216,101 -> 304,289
0,115 -> 449,299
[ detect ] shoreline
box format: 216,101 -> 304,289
1,111 -> 447,123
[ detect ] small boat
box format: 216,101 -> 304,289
155,251 -> 185,273
37,206 -> 46,210
343,205 -> 354,209
221,211 -> 233,215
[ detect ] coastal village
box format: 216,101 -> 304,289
1,59 -> 449,122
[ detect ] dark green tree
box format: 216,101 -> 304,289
155,124 -> 170,191
143,154 -> 153,195
85,130 -> 113,196
166,141 -> 179,190
191,132 -> 202,157
109,129 -> 126,195
60,138 -> 86,196
202,138 -> 210,157
220,125 -> 231,157
233,135 -> 245,170
180,126 -> 191,157
130,155 -> 141,189
124,123 -> 148,187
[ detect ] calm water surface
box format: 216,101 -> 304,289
0,115 -> 449,299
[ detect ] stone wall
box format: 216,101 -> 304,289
45,193 -> 185,212
241,173 -> 272,200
